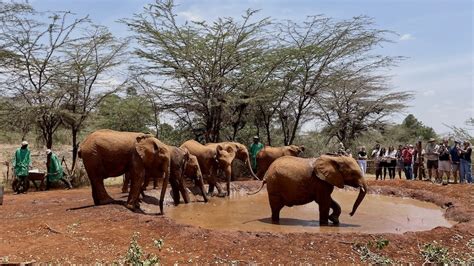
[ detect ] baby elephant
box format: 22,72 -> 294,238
249,155 -> 367,225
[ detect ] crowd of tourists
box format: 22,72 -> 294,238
354,138 -> 472,185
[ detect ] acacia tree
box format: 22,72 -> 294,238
316,73 -> 411,147
124,0 -> 273,142
273,16 -> 398,145
59,25 -> 128,170
0,1 -> 31,69
0,9 -> 89,148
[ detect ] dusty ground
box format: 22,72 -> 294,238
0,178 -> 473,264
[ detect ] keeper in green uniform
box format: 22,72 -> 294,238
13,141 -> 31,193
46,149 -> 72,190
249,136 -> 264,172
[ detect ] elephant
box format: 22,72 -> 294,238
256,145 -> 305,178
249,155 -> 367,226
180,140 -> 236,197
78,129 -> 171,214
205,142 -> 259,180
122,146 -> 209,205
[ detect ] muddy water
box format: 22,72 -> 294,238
163,189 -> 453,234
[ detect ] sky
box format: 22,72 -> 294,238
29,0 -> 474,135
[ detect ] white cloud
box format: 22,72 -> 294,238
399,33 -> 414,41
178,11 -> 203,21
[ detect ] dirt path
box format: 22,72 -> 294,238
0,180 -> 472,264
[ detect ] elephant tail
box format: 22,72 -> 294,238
247,180 -> 266,195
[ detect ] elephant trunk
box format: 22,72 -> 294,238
349,179 -> 367,216
246,157 -> 260,180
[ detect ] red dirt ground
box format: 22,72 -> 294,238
0,179 -> 473,264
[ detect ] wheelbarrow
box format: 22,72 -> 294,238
12,170 -> 46,193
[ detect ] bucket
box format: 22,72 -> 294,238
0,185 -> 4,205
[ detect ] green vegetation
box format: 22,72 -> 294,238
124,232 -> 163,265
352,239 -> 393,264
419,240 -> 474,264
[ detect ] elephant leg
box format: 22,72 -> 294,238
87,170 -> 113,205
214,182 -> 226,197
178,180 -> 190,204
153,176 -> 159,189
196,177 -> 209,203
207,172 -> 225,197
122,173 -> 130,193
142,174 -> 150,191
329,198 -> 341,225
318,201 -> 330,226
169,175 -> 181,205
127,170 -> 145,210
158,170 -> 169,215
269,195 -> 284,223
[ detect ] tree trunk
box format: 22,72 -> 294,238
46,133 -> 53,149
71,127 -> 79,172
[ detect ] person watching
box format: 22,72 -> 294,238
249,136 -> 264,173
449,140 -> 461,183
357,146 -> 368,176
425,138 -> 440,183
12,141 -> 31,194
438,138 -> 451,185
459,141 -> 472,184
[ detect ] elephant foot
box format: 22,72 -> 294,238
97,197 -> 114,205
125,203 -> 142,213
329,215 -> 340,225
216,192 -> 227,198
319,220 -> 330,226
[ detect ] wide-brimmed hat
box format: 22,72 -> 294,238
454,140 -> 461,143
253,136 -> 259,140
428,138 -> 436,142
21,140 -> 28,146
46,149 -> 52,155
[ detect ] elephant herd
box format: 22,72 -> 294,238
78,129 -> 367,225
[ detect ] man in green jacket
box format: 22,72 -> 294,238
249,136 -> 264,172
13,141 -> 31,193
46,149 -> 72,190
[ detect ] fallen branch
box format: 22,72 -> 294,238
339,240 -> 355,244
44,223 -> 62,234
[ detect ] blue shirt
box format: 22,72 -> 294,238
450,146 -> 460,163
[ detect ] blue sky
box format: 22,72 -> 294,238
30,0 -> 473,134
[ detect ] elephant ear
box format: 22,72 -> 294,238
314,155 -> 344,188
135,135 -> 159,167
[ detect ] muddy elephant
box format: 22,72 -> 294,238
256,145 -> 305,178
180,140 -> 235,196
78,130 -> 170,214
249,155 -> 367,225
206,142 -> 259,180
122,146 -> 209,205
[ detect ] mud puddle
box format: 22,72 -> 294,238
160,189 -> 453,234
